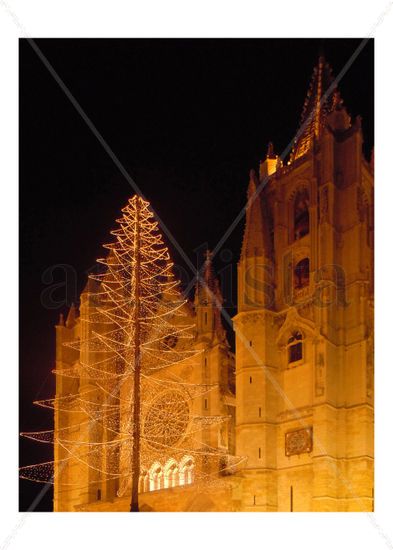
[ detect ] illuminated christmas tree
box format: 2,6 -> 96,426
21,195 -> 242,512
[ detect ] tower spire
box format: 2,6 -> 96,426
203,250 -> 215,292
238,170 -> 274,311
240,170 -> 272,260
195,249 -> 215,304
291,56 -> 348,161
65,303 -> 77,328
260,142 -> 278,178
195,250 -> 226,343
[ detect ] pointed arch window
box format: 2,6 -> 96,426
149,463 -> 163,491
294,190 -> 310,240
164,460 -> 179,489
179,456 -> 195,486
139,469 -> 149,493
294,258 -> 310,290
287,331 -> 303,364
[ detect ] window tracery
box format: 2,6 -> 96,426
179,456 -> 195,486
138,455 -> 195,494
149,462 -> 163,491
164,459 -> 179,488
287,331 -> 303,364
139,469 -> 149,493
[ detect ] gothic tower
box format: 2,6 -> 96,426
233,56 -> 374,512
194,252 -> 236,457
50,55 -> 373,513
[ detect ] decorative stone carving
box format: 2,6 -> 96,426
285,427 -> 313,456
143,391 -> 190,450
276,306 -> 315,347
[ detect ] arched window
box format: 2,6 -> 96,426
287,331 -> 303,364
139,469 -> 149,493
179,456 -> 195,486
164,460 -> 179,489
294,190 -> 310,240
149,463 -> 163,491
294,258 -> 310,289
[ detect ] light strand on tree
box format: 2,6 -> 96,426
20,194 -> 243,508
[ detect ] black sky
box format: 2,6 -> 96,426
19,38 -> 374,511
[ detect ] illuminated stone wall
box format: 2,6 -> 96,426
54,58 -> 373,513
54,269 -> 236,511
234,105 -> 374,512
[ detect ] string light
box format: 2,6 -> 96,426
20,194 -> 244,510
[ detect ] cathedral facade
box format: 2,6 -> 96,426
53,56 -> 374,512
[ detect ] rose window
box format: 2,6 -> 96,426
143,391 -> 189,449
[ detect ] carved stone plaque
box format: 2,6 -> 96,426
285,427 -> 313,456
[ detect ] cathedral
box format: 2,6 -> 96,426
51,56 -> 374,512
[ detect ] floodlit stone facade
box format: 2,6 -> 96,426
54,56 -> 374,512
54,258 -> 236,512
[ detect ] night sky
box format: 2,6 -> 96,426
19,38 -> 374,511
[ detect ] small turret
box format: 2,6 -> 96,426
194,251 -> 226,343
326,90 -> 351,131
65,303 -> 77,329
238,170 -> 274,311
240,170 -> 272,260
260,142 -> 279,179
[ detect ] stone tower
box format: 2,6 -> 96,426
51,56 -> 373,513
194,252 -> 236,456
233,56 -> 374,512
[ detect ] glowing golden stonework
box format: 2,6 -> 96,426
21,56 -> 374,512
